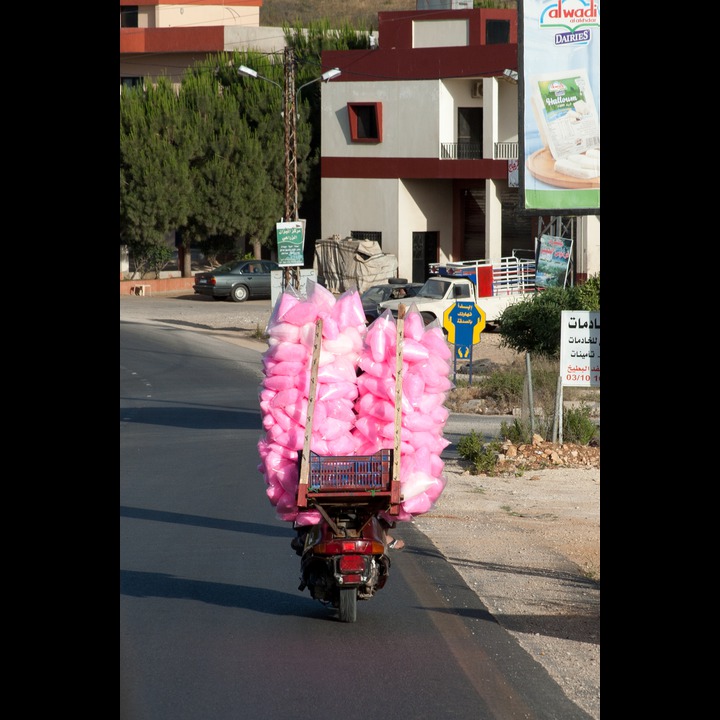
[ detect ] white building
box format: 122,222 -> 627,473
319,7 -> 599,283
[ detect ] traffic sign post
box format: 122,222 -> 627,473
443,301 -> 486,384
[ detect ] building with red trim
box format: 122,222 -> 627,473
319,7 -> 599,283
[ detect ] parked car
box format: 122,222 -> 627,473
360,279 -> 424,322
193,259 -> 281,302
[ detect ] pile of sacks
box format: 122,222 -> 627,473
257,281 -> 453,527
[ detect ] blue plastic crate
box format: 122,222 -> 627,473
308,450 -> 392,492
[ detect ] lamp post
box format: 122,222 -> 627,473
239,51 -> 341,223
239,50 -> 341,288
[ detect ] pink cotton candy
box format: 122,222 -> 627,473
263,374 -> 299,391
424,475 -> 447,503
357,374 -> 395,402
267,360 -> 306,377
403,310 -> 425,340
402,492 -> 433,515
271,290 -> 301,326
298,322 -> 317,348
267,322 -> 301,343
265,482 -> 285,505
267,405 -> 294,431
277,510 -> 299,522
315,417 -> 353,441
400,469 -> 436,500
322,397 -> 356,422
321,315 -> 340,340
275,490 -> 298,514
281,301 -> 318,326
430,404 -> 450,425
264,341 -> 309,363
307,279 -> 337,314
317,381 -> 358,402
402,372 -> 425,407
402,411 -> 437,432
334,290 -> 367,328
322,332 -> 353,355
294,510 -> 322,526
421,327 -> 452,359
356,393 -> 396,422
401,337 -> 430,363
262,440 -> 298,461
353,415 -> 385,443
317,356 -> 357,383
276,464 -> 300,494
357,355 -> 390,377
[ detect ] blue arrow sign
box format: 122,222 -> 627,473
443,301 -> 486,345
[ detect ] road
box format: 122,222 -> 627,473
120,316 -> 593,719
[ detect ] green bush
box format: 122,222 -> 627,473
456,431 -> 502,475
563,404 -> 598,445
498,273 -> 600,358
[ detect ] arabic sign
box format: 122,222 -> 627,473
276,221 -> 305,267
443,301 -> 485,346
560,310 -> 599,387
535,234 -> 573,288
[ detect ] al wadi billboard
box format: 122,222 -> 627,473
519,0 -> 600,213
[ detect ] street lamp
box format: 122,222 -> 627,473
238,55 -> 341,222
296,67 -> 341,119
239,50 -> 342,288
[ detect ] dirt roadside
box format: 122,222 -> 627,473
120,294 -> 600,719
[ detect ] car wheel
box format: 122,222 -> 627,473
230,285 -> 249,302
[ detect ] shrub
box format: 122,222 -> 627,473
562,404 -> 598,445
456,431 -> 502,475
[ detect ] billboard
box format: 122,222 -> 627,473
520,0 -> 600,213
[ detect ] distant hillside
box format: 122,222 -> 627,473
260,1 -> 517,31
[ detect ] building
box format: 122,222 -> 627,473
120,1 -> 282,91
319,7 -> 599,283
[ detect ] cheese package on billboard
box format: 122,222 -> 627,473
530,69 -> 599,162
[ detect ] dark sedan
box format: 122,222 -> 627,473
193,259 -> 281,302
360,280 -> 424,322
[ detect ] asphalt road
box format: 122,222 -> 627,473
120,316 -> 593,720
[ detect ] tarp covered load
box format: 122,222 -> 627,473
313,236 -> 398,293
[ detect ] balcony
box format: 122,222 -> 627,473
440,141 -> 519,160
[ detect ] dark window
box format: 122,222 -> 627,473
121,77 -> 143,90
121,5 -> 139,28
347,103 -> 383,142
486,20 -> 510,45
457,107 -> 483,158
351,231 -> 382,247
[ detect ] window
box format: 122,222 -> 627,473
121,77 -> 143,91
347,103 -> 383,143
121,5 -> 138,28
351,231 -> 382,247
486,20 -> 510,45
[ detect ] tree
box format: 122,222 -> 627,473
120,77 -> 195,275
498,274 -> 600,358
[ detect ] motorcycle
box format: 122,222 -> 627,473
294,449 -> 400,623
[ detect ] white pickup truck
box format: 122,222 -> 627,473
378,256 -> 537,329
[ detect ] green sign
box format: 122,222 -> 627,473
276,221 -> 305,267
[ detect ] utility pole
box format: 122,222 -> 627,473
283,47 -> 298,224
283,47 -> 299,289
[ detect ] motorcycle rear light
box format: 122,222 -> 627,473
339,555 -> 366,572
339,574 -> 362,584
315,540 -> 375,555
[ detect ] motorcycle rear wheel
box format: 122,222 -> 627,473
338,588 -> 357,623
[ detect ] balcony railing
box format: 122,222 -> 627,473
440,143 -> 483,160
494,141 -> 518,160
439,141 -> 519,160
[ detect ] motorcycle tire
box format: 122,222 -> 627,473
338,587 -> 357,623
